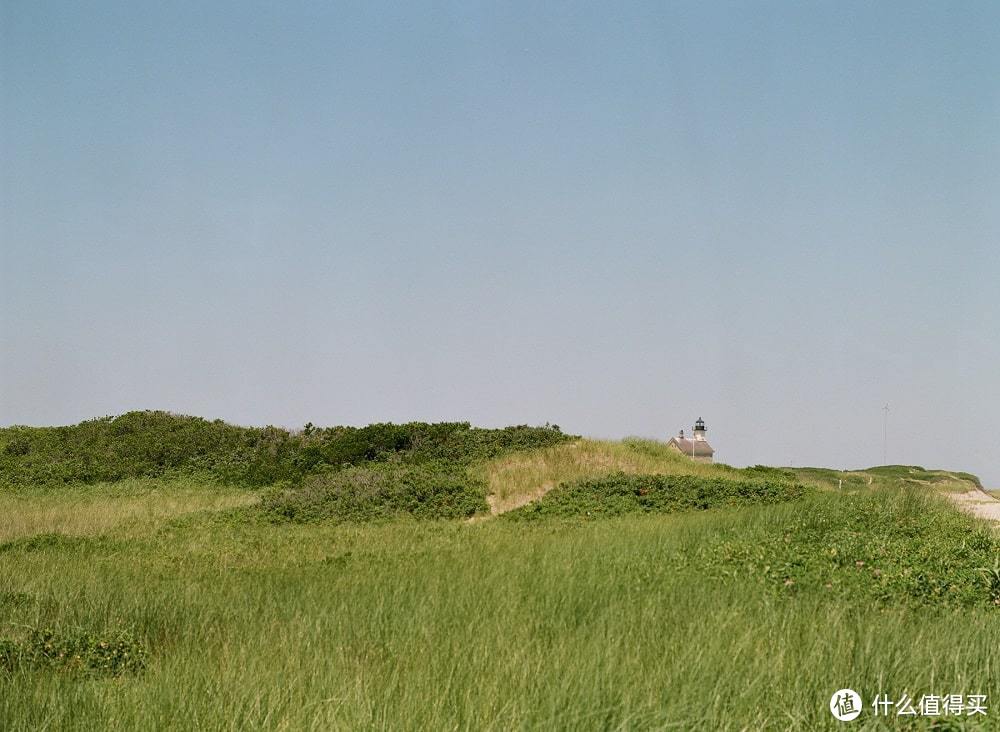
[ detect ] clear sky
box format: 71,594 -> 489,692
2,2 -> 998,484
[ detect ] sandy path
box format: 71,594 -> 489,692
946,489 -> 1000,523
486,481 -> 555,516
465,482 -> 556,523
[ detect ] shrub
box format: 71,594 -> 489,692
297,422 -> 571,469
0,412 -> 288,488
0,627 -> 146,677
703,488 -> 1000,609
259,462 -> 488,523
506,472 -> 809,520
0,412 -> 573,489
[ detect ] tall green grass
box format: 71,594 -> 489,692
0,479 -> 257,543
2,487 -> 998,730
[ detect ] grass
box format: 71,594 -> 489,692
0,479 -> 257,543
788,464 -> 982,494
474,438 -> 982,515
1,436 -> 998,729
1,492 -> 998,728
474,438 -> 739,513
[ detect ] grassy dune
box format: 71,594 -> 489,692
474,438 -> 982,514
1,434 -> 998,730
474,438 -> 735,514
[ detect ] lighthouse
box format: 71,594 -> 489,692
665,417 -> 715,463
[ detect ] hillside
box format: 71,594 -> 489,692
0,411 -> 571,489
1,414 -> 998,730
479,439 -> 985,505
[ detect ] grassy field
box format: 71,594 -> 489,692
1,433 -> 999,730
0,479 -> 256,543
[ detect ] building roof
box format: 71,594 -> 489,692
667,437 -> 715,457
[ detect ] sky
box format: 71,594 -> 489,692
2,1 -> 999,484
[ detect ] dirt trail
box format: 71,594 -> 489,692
486,482 -> 555,516
946,488 -> 1000,523
466,482 -> 558,523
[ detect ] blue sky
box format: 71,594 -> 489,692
2,2 -> 999,483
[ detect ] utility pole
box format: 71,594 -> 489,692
882,403 -> 889,465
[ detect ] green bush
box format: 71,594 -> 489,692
506,472 -> 809,520
0,412 -> 573,489
0,412 -> 291,488
296,421 -> 571,469
0,627 -> 146,677
703,488 -> 1000,609
0,533 -> 121,555
259,461 -> 488,523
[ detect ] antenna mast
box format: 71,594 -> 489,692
882,403 -> 889,465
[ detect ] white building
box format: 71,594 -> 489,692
665,417 -> 715,463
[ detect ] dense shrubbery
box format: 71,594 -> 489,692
293,421 -> 571,470
259,462 -> 488,523
703,488 -> 1000,609
506,472 -> 809,520
0,411 -> 572,489
0,626 -> 146,677
733,464 -> 799,481
0,412 -> 287,487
